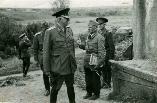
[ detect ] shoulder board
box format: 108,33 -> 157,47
34,32 -> 41,36
47,26 -> 55,31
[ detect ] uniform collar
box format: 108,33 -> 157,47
88,32 -> 97,39
56,23 -> 65,32
99,28 -> 108,37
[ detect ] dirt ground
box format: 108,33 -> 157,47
0,70 -> 120,103
0,48 -> 120,103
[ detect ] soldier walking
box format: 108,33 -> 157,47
18,33 -> 31,77
43,8 -> 77,103
77,20 -> 106,100
96,17 -> 115,88
33,22 -> 50,96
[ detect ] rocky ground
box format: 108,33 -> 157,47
0,70 -> 120,103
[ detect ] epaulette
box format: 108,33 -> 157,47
47,26 -> 55,31
34,32 -> 41,36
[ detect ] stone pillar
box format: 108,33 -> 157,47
145,0 -> 157,60
133,0 -> 157,60
133,0 -> 146,59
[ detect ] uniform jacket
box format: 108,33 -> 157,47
33,31 -> 45,65
79,32 -> 106,67
19,37 -> 31,58
100,30 -> 115,61
43,24 -> 77,75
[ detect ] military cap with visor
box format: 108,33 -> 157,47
96,17 -> 108,24
52,7 -> 70,21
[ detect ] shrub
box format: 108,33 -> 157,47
0,51 -> 7,59
0,13 -> 24,58
0,57 -> 3,67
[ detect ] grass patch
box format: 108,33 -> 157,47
0,56 -> 40,76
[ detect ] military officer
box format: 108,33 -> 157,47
96,17 -> 115,88
18,33 -> 31,77
33,22 -> 50,96
43,8 -> 77,103
77,20 -> 106,100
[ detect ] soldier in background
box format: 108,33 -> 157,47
18,33 -> 31,77
77,20 -> 106,100
33,22 -> 50,96
96,17 -> 115,88
43,8 -> 77,103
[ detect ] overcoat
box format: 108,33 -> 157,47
33,31 -> 45,65
43,24 -> 77,75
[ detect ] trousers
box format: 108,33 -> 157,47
102,60 -> 111,86
22,57 -> 30,75
50,73 -> 75,103
84,66 -> 101,96
41,65 -> 50,91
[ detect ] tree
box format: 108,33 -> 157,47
50,0 -> 70,12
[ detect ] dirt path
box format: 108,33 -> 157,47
0,70 -> 119,103
0,48 -> 120,103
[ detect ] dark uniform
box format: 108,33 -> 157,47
18,33 -> 31,77
96,17 -> 115,88
33,22 -> 50,96
78,20 -> 106,100
43,8 -> 77,103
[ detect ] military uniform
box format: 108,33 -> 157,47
33,30 -> 50,94
18,34 -> 31,77
96,17 -> 115,88
79,20 -> 106,100
43,23 -> 77,103
100,30 -> 115,88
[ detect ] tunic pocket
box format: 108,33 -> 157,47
51,54 -> 61,72
55,38 -> 65,47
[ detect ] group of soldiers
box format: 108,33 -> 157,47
18,7 -> 115,103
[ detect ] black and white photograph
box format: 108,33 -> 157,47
0,0 -> 157,103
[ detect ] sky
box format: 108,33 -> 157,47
0,0 -> 133,8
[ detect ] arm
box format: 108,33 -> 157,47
97,35 -> 106,66
33,35 -> 39,62
77,34 -> 87,50
43,30 -> 51,74
108,32 -> 115,59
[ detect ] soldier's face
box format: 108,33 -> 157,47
61,17 -> 69,26
98,23 -> 106,30
88,25 -> 97,34
97,20 -> 106,30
